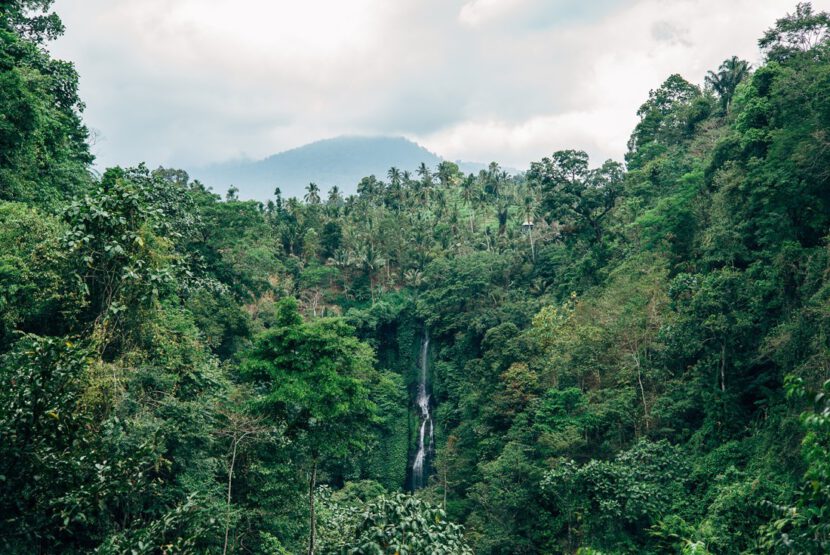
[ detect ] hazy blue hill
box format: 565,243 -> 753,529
192,136 -> 443,201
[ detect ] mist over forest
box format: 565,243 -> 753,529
190,136 -> 509,201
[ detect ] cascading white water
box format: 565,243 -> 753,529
410,332 -> 434,489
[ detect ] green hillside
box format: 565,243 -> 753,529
2,1 -> 830,554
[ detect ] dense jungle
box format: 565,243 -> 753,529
1,2 -> 830,553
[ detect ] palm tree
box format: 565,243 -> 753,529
436,161 -> 458,188
433,188 -> 447,222
705,56 -> 751,112
304,182 -> 321,205
416,162 -> 434,191
282,198 -> 302,255
325,186 -> 343,217
387,166 -> 402,187
326,185 -> 341,204
483,163 -> 503,199
328,247 -> 350,268
385,167 -> 404,213
496,196 -> 510,237
403,268 -> 423,287
273,186 -> 284,212
460,175 -> 478,233
521,189 -> 539,261
351,243 -> 385,304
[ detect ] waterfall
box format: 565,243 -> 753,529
410,331 -> 434,490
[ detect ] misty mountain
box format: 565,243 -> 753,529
191,136 -> 510,201
191,136 -> 434,200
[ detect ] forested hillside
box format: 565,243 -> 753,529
1,1 -> 830,553
192,136 -> 446,201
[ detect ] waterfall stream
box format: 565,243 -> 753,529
410,331 -> 434,490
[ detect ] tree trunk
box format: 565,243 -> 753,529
636,356 -> 649,431
223,438 -> 236,555
720,341 -> 727,392
308,458 -> 318,555
528,229 -> 535,262
442,465 -> 448,511
224,430 -> 255,555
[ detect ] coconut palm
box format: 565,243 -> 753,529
387,166 -> 402,187
326,185 -> 341,205
705,56 -> 751,111
483,163 -> 505,199
304,182 -> 321,205
416,162 -> 432,186
436,161 -> 458,188
385,167 -> 404,213
350,242 -> 386,304
521,188 -> 539,261
325,186 -> 343,217
460,174 -> 479,233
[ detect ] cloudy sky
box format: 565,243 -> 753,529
50,0 -> 827,172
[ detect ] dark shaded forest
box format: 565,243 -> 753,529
1,1 -> 830,553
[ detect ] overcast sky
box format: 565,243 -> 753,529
49,0 -> 827,172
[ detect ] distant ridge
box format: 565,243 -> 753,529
193,136 -> 441,201
191,136 -> 512,201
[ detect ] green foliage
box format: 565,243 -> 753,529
0,202 -> 80,346
705,56 -> 751,112
241,298 -> 377,458
759,2 -> 830,61
760,377 -> 830,553
541,440 -> 691,553
3,3 -> 830,553
626,74 -> 703,169
529,150 -> 623,245
332,493 -> 472,554
0,21 -> 91,206
0,1 -> 65,43
0,335 -> 93,549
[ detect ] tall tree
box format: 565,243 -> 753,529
240,299 -> 377,555
0,0 -> 64,43
304,182 -> 321,205
705,56 -> 751,111
530,150 -> 622,244
759,1 -> 830,61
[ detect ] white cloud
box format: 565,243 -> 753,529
419,0 -> 811,168
416,109 -> 633,170
458,0 -> 531,27
48,0 -> 830,173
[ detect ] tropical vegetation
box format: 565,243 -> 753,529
1,1 -> 830,553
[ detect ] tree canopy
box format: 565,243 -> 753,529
1,2 -> 830,554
